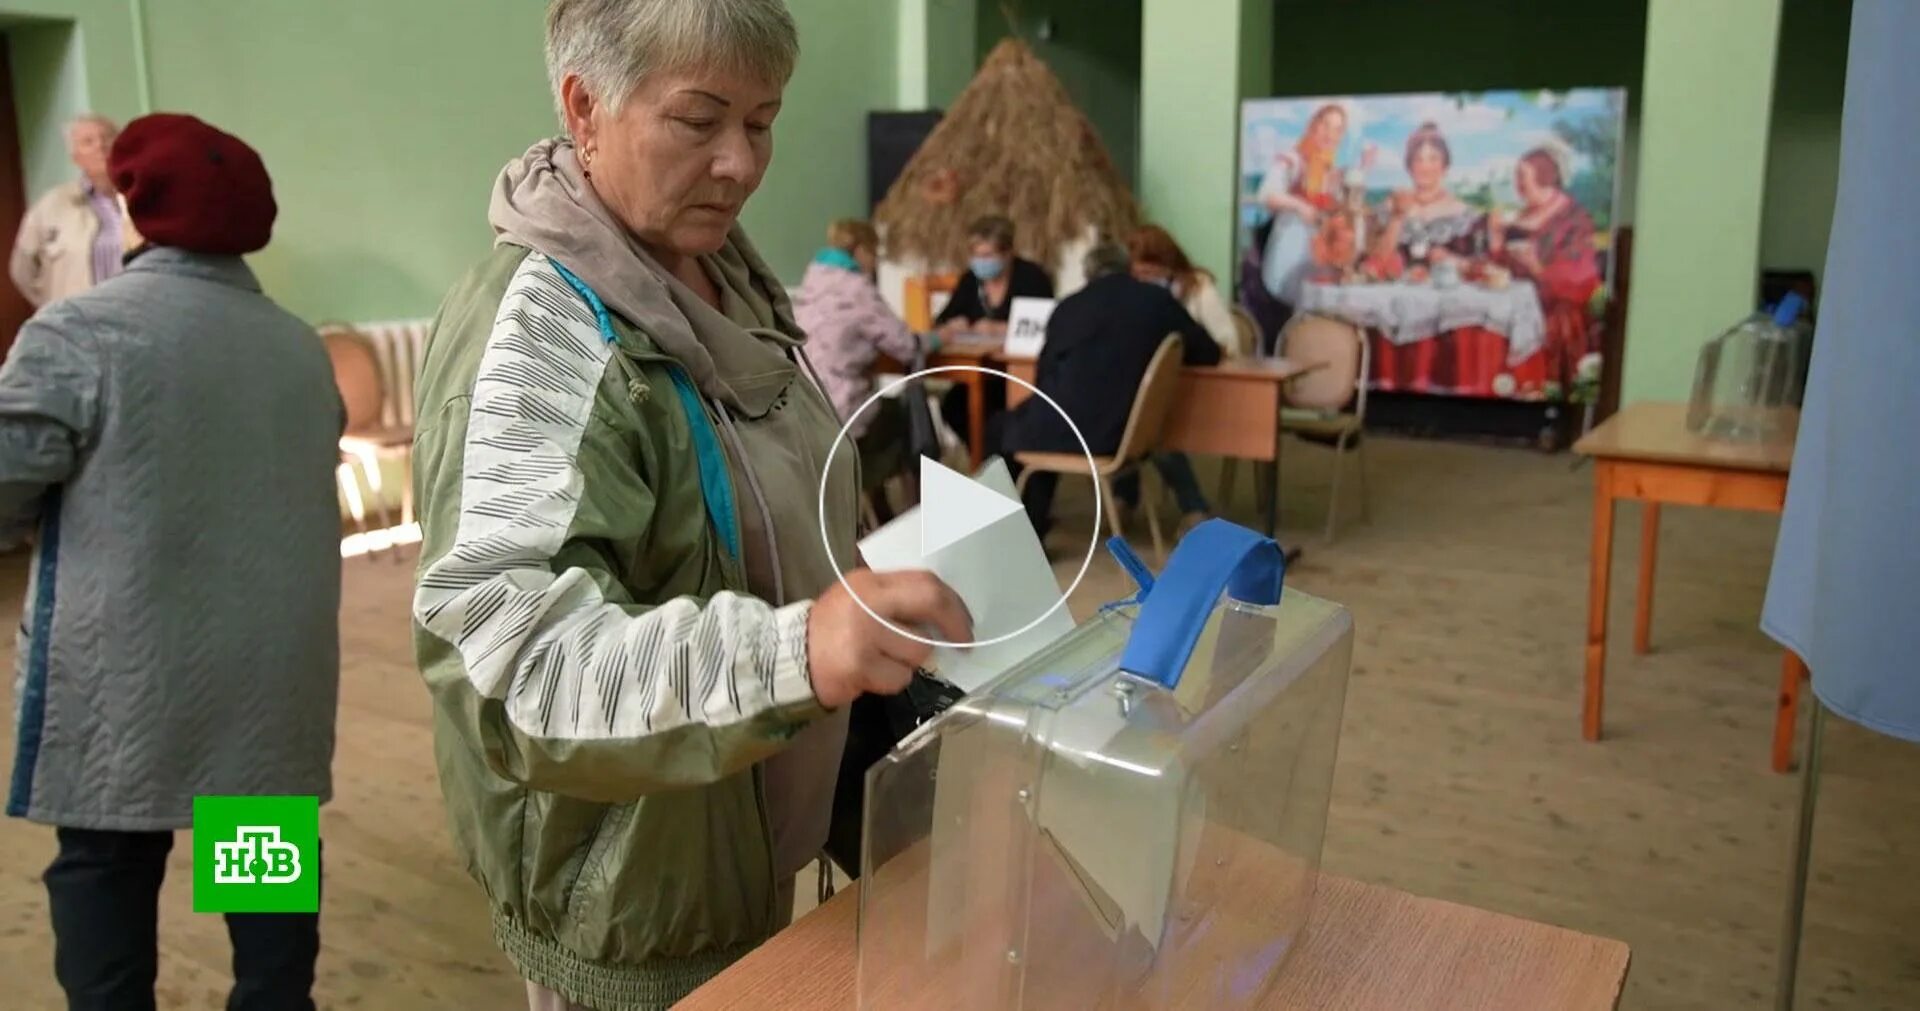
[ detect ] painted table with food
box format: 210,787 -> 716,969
1299,263 -> 1548,399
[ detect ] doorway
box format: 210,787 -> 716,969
0,35 -> 32,360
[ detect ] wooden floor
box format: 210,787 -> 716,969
1,437 -> 1914,1009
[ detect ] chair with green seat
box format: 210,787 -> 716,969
1215,313 -> 1372,541
1278,313 -> 1371,542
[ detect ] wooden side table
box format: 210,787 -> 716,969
679,871 -> 1631,1009
1573,401 -> 1805,771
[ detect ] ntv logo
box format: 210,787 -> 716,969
212,826 -> 303,885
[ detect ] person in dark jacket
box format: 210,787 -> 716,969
994,242 -> 1220,537
0,114 -> 342,1009
935,215 -> 1053,449
934,214 -> 1054,337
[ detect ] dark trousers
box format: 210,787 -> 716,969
985,411 -> 1059,538
1113,453 -> 1213,516
44,828 -> 320,1011
939,377 -> 1007,453
990,414 -> 1212,536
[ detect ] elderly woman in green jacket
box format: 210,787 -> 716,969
411,2 -> 970,1008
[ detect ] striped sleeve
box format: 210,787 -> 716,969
413,253 -> 819,794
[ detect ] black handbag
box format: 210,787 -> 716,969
823,670 -> 964,877
902,345 -> 942,463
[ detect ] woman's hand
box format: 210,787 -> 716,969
1508,242 -> 1543,276
937,318 -> 969,340
807,569 -> 974,709
977,320 -> 1008,339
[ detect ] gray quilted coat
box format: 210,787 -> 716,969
1,247 -> 342,831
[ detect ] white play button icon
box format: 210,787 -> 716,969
919,456 -> 1025,556
818,364 -> 1101,657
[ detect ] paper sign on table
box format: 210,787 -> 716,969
1002,297 -> 1056,359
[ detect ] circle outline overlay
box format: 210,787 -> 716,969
816,364 -> 1101,650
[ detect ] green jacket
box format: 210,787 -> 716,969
411,245 -> 841,1008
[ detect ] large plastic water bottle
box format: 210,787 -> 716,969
1686,292 -> 1809,441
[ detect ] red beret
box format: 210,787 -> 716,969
109,113 -> 276,256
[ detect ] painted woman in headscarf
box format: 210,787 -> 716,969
1254,102 -> 1348,308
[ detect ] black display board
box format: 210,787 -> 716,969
867,110 -> 943,213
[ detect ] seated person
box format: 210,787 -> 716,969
1127,224 -> 1239,355
992,242 -> 1221,538
935,214 -> 1054,339
936,214 -> 1053,448
1124,225 -> 1243,533
791,218 -> 924,502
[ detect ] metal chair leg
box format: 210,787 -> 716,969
1775,700 -> 1827,1011
1324,432 -> 1349,544
1098,477 -> 1125,540
399,450 -> 416,528
1217,458 -> 1239,517
1356,437 -> 1372,523
337,461 -> 380,560
1140,469 -> 1167,563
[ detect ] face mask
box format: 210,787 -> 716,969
970,256 -> 1006,282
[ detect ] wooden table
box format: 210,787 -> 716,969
680,872 -> 1631,1010
899,343 -> 1319,539
917,338 -> 1005,470
1572,401 -> 1804,772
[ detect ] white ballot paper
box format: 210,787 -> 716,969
857,456 -> 1077,692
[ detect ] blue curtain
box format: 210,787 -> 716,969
1762,0 -> 1920,743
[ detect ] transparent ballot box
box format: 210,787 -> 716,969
858,522 -> 1353,1010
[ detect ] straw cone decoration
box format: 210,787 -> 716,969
876,39 -> 1139,271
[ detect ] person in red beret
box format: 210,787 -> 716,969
0,113 -> 342,1010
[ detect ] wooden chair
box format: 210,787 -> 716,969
1214,314 -> 1372,542
1230,305 -> 1261,360
1014,336 -> 1185,561
1280,314 -> 1372,542
904,273 -> 960,333
323,326 -> 416,560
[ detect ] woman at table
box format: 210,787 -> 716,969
411,2 -> 972,1006
1128,223 -> 1242,356
1489,147 -> 1602,393
792,218 -> 924,496
1382,122 -> 1483,272
933,214 -> 1053,339
935,214 -> 1053,451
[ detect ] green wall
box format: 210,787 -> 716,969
900,0 -> 975,110
752,0 -> 898,279
134,1 -> 551,324
1139,0 -> 1268,286
3,0 -> 141,203
1760,0 -> 1850,278
976,0 -> 1141,185
2,0 -> 900,322
7,16 -> 86,201
1622,0 -> 1782,403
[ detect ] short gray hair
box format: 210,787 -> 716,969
1083,242 -> 1130,281
65,114 -> 116,142
544,0 -> 799,125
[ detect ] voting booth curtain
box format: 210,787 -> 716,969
1761,0 -> 1920,745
